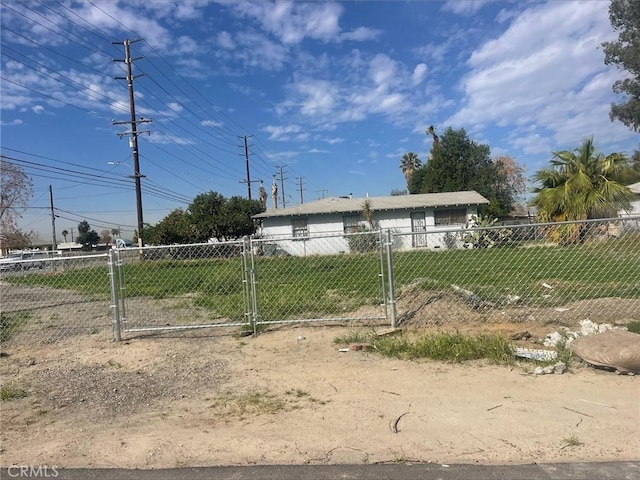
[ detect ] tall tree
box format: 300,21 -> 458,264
493,155 -> 528,215
399,152 -> 422,185
61,229 -> 69,242
75,220 -> 100,250
0,161 -> 33,250
532,138 -> 633,242
412,127 -> 516,217
612,147 -> 640,184
602,0 -> 640,131
143,209 -> 194,245
189,191 -> 228,242
100,229 -> 112,244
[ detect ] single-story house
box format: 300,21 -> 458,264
620,182 -> 640,217
619,182 -> 640,230
253,190 -> 490,256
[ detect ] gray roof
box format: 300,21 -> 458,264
253,191 -> 490,219
628,182 -> 640,195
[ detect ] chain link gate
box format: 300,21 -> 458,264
110,232 -> 396,339
249,230 -> 393,331
111,241 -> 253,336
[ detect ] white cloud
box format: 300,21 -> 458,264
412,63 -> 428,85
217,31 -> 235,50
0,119 -> 23,126
201,120 -> 223,128
167,102 -> 184,113
340,27 -> 382,42
174,35 -> 199,55
442,0 -> 492,16
32,105 -> 45,114
262,124 -> 303,141
223,31 -> 290,71
446,1 -> 633,152
231,1 -> 343,44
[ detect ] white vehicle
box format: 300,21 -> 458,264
0,251 -> 48,272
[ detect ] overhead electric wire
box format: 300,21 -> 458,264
1,76 -> 117,122
3,155 -> 193,205
4,2 -> 117,61
4,2 -> 316,209
1,49 -> 129,117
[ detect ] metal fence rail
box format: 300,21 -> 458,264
1,216 -> 638,345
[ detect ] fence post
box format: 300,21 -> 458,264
385,229 -> 397,328
108,249 -> 121,342
378,229 -> 388,320
248,237 -> 260,336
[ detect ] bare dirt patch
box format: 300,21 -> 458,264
1,287 -> 639,468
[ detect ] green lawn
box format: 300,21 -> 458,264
4,235 -> 639,319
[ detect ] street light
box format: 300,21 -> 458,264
107,161 -> 145,246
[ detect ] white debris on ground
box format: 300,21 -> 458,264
533,362 -> 567,376
543,319 -> 617,348
523,320 -> 626,376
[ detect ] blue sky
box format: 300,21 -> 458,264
1,0 -> 637,242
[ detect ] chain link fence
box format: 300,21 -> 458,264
0,253 -> 110,344
1,216 -> 638,345
390,217 -> 640,327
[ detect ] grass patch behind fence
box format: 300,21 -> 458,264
4,236 -> 640,320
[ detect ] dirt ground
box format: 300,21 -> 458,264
1,304 -> 639,469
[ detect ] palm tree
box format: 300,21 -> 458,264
400,152 -> 422,183
532,137 -> 633,243
426,125 -> 439,146
61,229 -> 68,242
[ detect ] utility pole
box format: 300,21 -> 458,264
297,176 -> 304,204
276,165 -> 287,208
112,38 -> 151,248
238,135 -> 260,199
317,189 -> 328,199
49,185 -> 57,251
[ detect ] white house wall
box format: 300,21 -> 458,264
258,207 -> 479,256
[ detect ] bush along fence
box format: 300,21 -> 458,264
0,216 -> 639,344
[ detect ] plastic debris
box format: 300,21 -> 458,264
514,347 -> 557,361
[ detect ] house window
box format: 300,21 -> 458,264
292,218 -> 308,238
434,208 -> 467,226
343,215 -> 361,234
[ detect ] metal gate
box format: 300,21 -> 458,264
249,232 -> 392,332
110,233 -> 396,339
111,241 -> 253,335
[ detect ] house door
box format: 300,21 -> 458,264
411,212 -> 427,248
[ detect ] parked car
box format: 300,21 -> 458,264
0,251 -> 48,272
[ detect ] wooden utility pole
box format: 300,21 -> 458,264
297,176 -> 304,204
49,185 -> 57,251
238,135 -> 259,199
276,165 -> 287,208
112,38 -> 151,247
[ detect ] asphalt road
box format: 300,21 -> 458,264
2,461 -> 638,480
